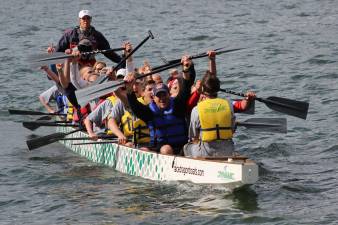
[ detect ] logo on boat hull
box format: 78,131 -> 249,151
217,166 -> 234,180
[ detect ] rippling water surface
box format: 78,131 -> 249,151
1,0 -> 338,224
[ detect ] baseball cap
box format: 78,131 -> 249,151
116,68 -> 127,78
79,10 -> 92,18
153,83 -> 169,96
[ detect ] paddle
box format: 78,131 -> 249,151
36,115 -> 53,121
76,61 -> 183,106
26,128 -> 82,150
96,30 -> 155,84
219,89 -> 309,120
158,46 -> 229,65
8,109 -> 67,117
151,47 -> 245,71
29,47 -> 125,66
236,117 -> 287,134
76,47 -> 244,105
72,141 -> 121,145
22,121 -> 77,131
60,135 -> 117,141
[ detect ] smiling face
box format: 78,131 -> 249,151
153,91 -> 170,109
79,16 -> 91,30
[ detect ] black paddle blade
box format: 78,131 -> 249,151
23,122 -> 40,131
237,118 -> 287,134
26,129 -> 81,150
260,97 -> 309,120
26,132 -> 66,150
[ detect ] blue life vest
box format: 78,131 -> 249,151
56,95 -> 68,114
148,98 -> 188,147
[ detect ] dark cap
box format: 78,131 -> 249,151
78,39 -> 93,52
153,83 -> 169,96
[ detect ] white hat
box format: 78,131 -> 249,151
78,10 -> 92,18
116,69 -> 127,78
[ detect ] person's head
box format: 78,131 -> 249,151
93,61 -> 107,74
152,73 -> 163,84
142,80 -> 155,103
169,69 -> 179,78
80,66 -> 98,82
77,39 -> 95,62
153,83 -> 170,109
132,75 -> 143,98
201,70 -> 220,98
116,68 -> 127,80
78,10 -> 92,30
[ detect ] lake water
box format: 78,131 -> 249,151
1,0 -> 338,224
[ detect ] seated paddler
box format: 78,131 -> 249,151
183,70 -> 256,157
125,55 -> 196,155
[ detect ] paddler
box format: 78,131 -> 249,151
183,51 -> 256,157
124,55 -> 196,155
49,9 -> 122,65
106,73 -> 154,148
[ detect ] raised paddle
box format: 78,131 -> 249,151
161,47 -> 245,66
75,47 -> 245,105
236,117 -> 287,134
22,121 -> 77,131
151,47 -> 245,71
8,109 -> 67,117
219,89 -> 309,120
76,61 -> 183,106
26,128 -> 82,151
29,47 -> 125,66
96,30 -> 155,84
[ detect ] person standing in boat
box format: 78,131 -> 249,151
124,55 -> 196,155
49,9 -> 122,65
183,51 -> 256,157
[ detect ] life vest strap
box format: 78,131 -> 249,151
200,124 -> 233,141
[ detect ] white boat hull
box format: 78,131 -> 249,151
58,127 -> 259,188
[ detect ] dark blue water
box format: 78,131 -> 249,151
1,0 -> 338,224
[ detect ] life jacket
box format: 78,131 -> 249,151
72,104 -> 91,122
106,95 -> 117,105
197,98 -> 235,142
148,98 -> 187,147
67,101 -> 74,121
56,94 -> 68,114
76,26 -> 98,50
120,97 -> 150,144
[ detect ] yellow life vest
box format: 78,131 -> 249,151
106,95 -> 117,105
67,102 -> 73,121
197,98 -> 234,142
120,97 -> 150,144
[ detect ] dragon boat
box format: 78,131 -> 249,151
58,126 -> 259,189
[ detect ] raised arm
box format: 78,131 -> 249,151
124,73 -> 153,122
208,50 -> 216,76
